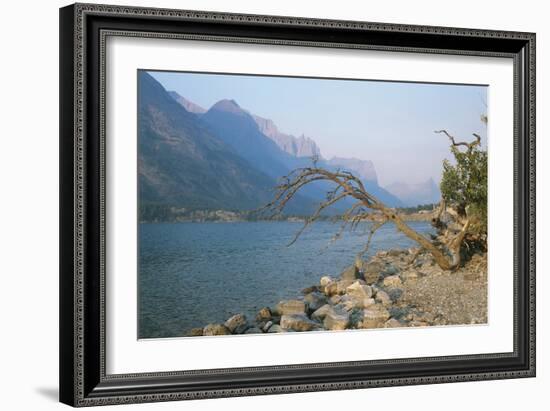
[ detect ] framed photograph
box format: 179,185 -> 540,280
59,3 -> 535,407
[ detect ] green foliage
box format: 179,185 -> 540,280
440,137 -> 487,235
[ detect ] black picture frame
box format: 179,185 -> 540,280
59,3 -> 536,407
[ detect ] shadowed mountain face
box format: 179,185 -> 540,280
140,71 -> 404,218
385,178 -> 441,207
139,72 -> 290,212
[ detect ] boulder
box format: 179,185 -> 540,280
375,289 -> 392,306
382,265 -> 400,277
203,324 -> 231,336
301,285 -> 320,294
338,295 -> 375,311
329,295 -> 342,305
311,304 -> 333,321
267,324 -> 284,333
244,327 -> 262,334
185,327 -> 204,337
386,287 -> 403,302
262,320 -> 274,333
384,318 -> 403,328
363,261 -> 384,284
340,265 -> 359,281
346,281 -> 373,299
359,305 -> 390,328
320,276 -> 334,286
304,291 -> 328,312
383,275 -> 402,288
225,314 -> 249,334
256,307 -> 272,322
280,314 -> 319,332
336,279 -> 355,294
275,300 -> 306,315
323,307 -> 350,330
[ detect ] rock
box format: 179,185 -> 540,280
382,265 -> 400,277
359,305 -> 390,328
386,287 -> 403,302
340,265 -> 359,281
275,300 -> 306,315
375,289 -> 391,306
267,324 -> 284,333
311,304 -> 333,321
388,306 -> 410,319
383,275 -> 402,288
338,296 -> 375,311
323,282 -> 338,296
280,314 -> 319,331
401,270 -> 419,282
302,285 -> 320,294
363,261 -> 384,284
185,327 -> 204,337
203,324 -> 231,336
329,295 -> 342,305
244,327 -> 262,334
384,318 -> 403,328
346,281 -> 373,298
388,249 -> 405,257
256,307 -> 272,322
320,276 -> 334,286
225,314 -> 249,334
323,307 -> 350,330
262,320 -> 274,332
409,320 -> 429,327
304,292 -> 328,312
336,279 -> 355,294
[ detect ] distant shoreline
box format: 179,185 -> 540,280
139,209 -> 435,224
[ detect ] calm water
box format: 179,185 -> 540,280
138,221 -> 434,338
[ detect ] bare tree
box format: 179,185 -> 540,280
261,132 -> 483,271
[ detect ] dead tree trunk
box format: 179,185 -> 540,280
261,166 -> 469,271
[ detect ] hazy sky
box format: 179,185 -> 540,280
150,70 -> 487,187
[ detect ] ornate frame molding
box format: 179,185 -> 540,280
60,3 -> 535,407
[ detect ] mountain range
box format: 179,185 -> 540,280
139,72 -> 432,220
385,178 -> 440,207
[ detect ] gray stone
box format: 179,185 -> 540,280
262,320 -> 273,332
386,287 -> 403,302
280,314 -> 319,331
323,308 -> 350,330
382,265 -> 400,277
225,314 -> 249,334
311,304 -> 333,321
304,292 -> 328,312
203,324 -> 231,336
267,324 -> 284,333
244,327 -> 263,334
340,265 -> 359,281
301,285 -> 320,294
338,295 -> 375,311
275,300 -> 306,315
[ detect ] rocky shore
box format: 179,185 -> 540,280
185,248 -> 487,337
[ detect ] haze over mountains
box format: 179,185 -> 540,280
139,72 -> 436,220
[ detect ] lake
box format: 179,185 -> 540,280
138,220 -> 434,338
